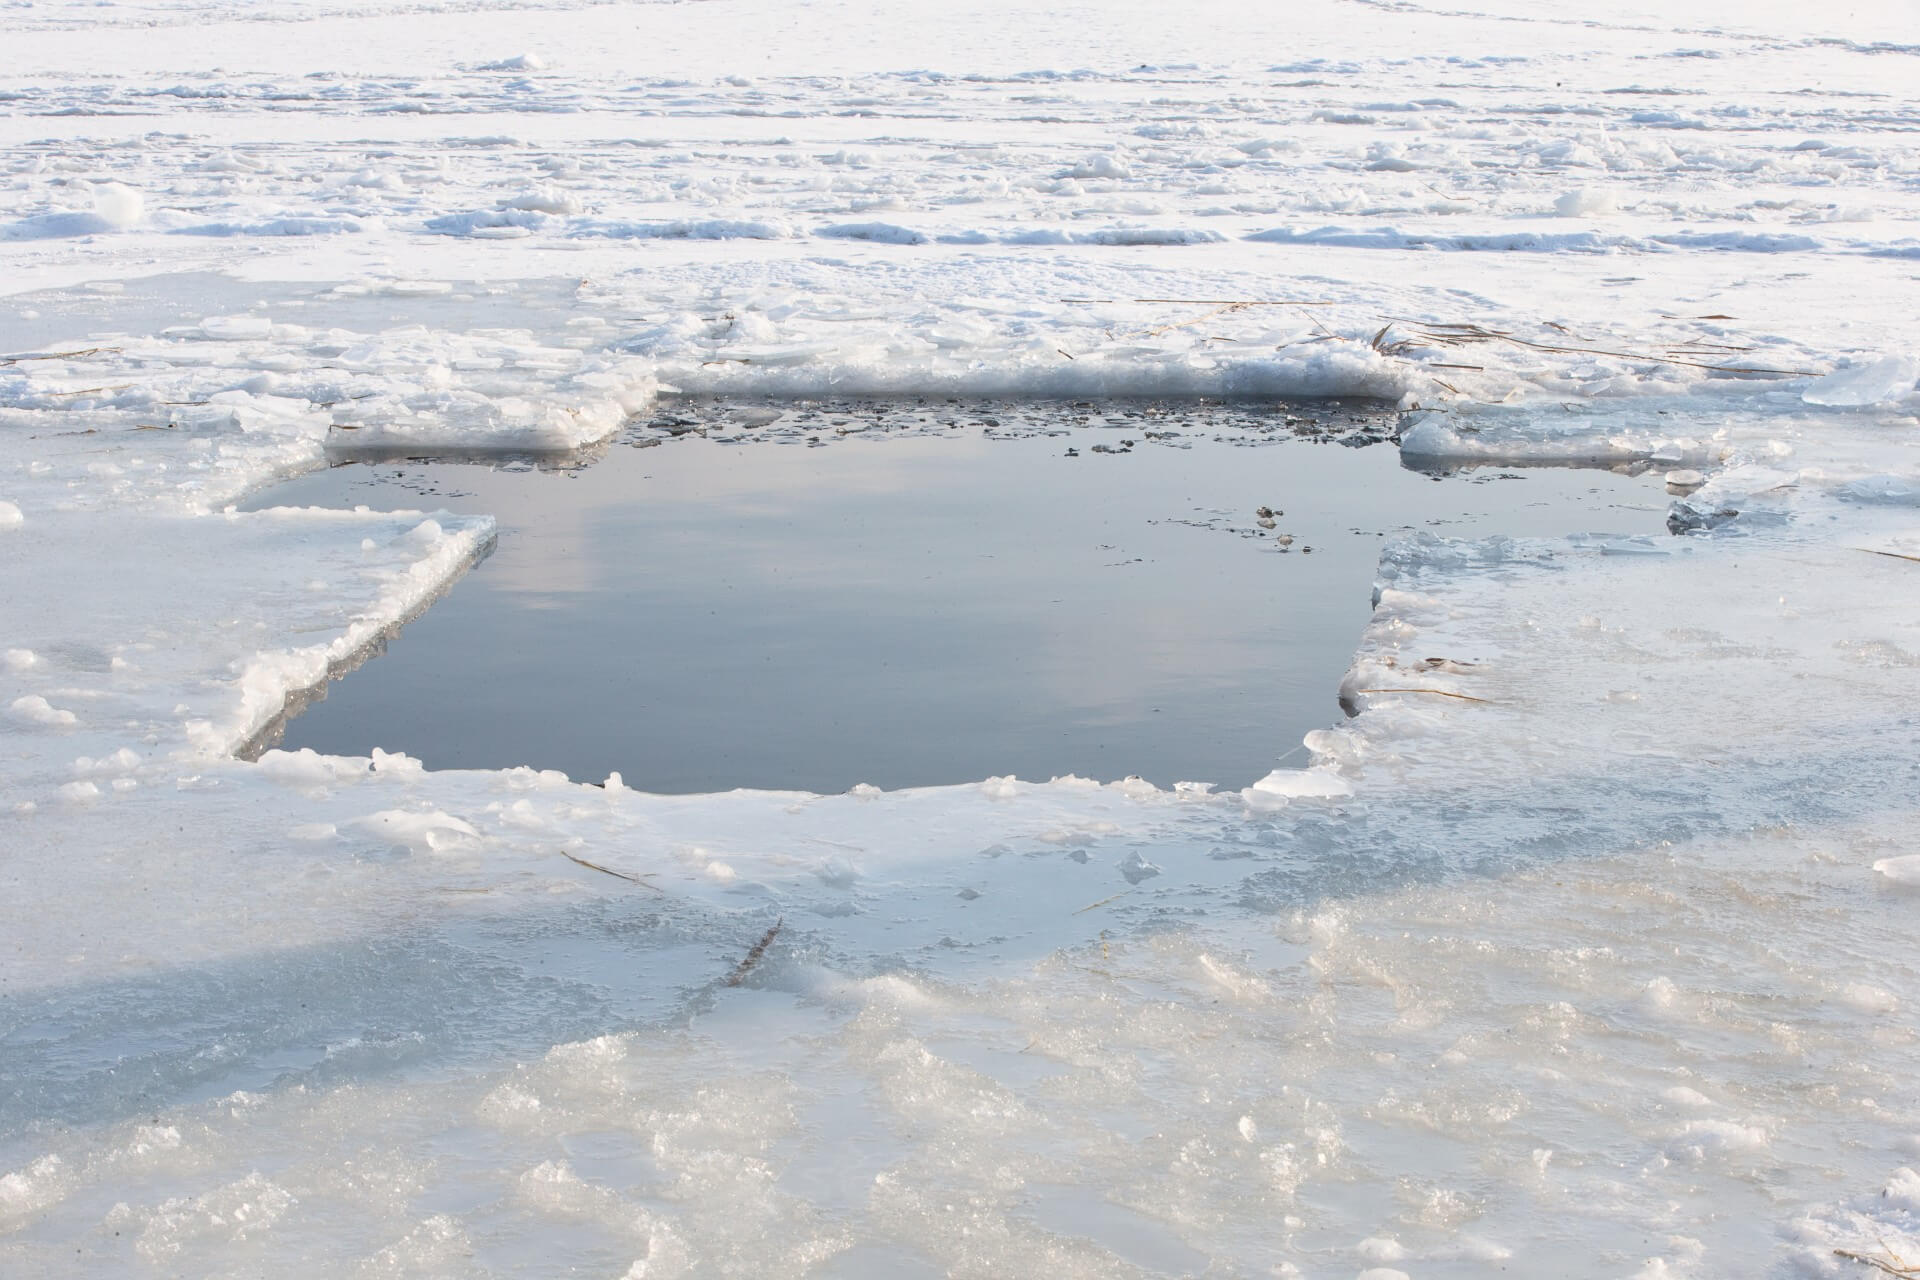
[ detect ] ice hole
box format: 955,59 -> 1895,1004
245,398 -> 1668,793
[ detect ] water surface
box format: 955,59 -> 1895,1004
251,400 -> 1667,792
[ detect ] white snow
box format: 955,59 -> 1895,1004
3,0 -> 1919,1276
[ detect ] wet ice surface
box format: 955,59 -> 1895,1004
5,0 -> 1920,1275
251,400 -> 1665,793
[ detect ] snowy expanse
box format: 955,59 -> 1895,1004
4,1 -> 1920,1275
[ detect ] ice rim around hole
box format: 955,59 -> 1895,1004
239,393 -> 1433,790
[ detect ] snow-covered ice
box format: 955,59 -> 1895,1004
3,0 -> 1920,1275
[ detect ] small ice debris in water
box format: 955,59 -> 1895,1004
1118,851 -> 1161,883
10,695 -> 77,728
1664,469 -> 1705,494
956,887 -> 981,900
3,648 -> 37,671
1356,1270 -> 1411,1280
1802,354 -> 1919,407
0,500 -> 22,530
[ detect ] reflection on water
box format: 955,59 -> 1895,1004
247,401 -> 1668,793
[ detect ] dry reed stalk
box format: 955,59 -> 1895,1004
1834,1248 -> 1920,1278
725,918 -> 784,987
1074,888 -> 1136,915
1350,687 -> 1495,704
559,848 -> 663,891
0,346 -> 119,365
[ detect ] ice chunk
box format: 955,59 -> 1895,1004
1803,355 -> 1918,407
480,53 -> 548,71
354,808 -> 481,855
1554,188 -> 1618,217
1873,855 -> 1920,886
1664,469 -> 1705,494
1241,768 -> 1355,810
90,182 -> 144,229
0,500 -> 22,530
9,695 -> 76,728
815,222 -> 928,245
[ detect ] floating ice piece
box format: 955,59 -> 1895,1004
9,695 -> 76,729
1873,855 -> 1920,886
0,500 -> 20,529
1665,469 -> 1705,494
1241,767 -> 1354,810
1803,355 -> 1918,407
1118,851 -> 1161,884
1591,536 -> 1671,557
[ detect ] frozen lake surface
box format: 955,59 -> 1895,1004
253,400 -> 1665,792
4,0 -> 1919,1275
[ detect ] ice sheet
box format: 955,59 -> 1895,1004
4,1 -> 1920,1275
